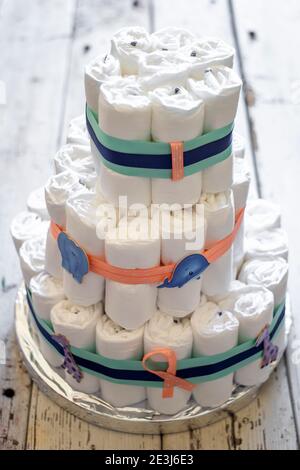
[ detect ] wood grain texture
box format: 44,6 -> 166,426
26,384 -> 161,450
0,0 -> 77,449
231,0 -> 300,443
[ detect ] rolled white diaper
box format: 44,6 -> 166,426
63,193 -> 107,306
209,279 -> 246,303
245,199 -> 281,235
110,26 -> 153,75
85,54 -> 121,112
158,209 -> 205,316
232,157 -> 250,213
19,235 -> 46,285
144,311 -> 193,415
54,143 -> 97,189
202,154 -> 233,194
245,228 -> 288,261
45,171 -> 86,227
27,187 -> 49,220
239,257 -> 288,307
98,161 -> 151,207
45,227 -> 63,280
191,301 -> 239,407
10,211 -> 48,252
51,300 -> 102,393
138,51 -> 189,90
233,132 -> 245,159
105,216 -> 160,269
151,27 -> 195,52
30,271 -> 65,321
150,85 -> 204,142
66,115 -> 89,146
150,85 -> 204,205
180,37 -> 235,79
187,66 -> 241,133
200,191 -> 235,296
105,215 -> 158,329
219,285 -> 274,386
96,315 -> 146,406
98,76 -> 152,140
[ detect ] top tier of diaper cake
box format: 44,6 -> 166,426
11,27 -> 289,416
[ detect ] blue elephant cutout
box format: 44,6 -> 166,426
57,232 -> 89,284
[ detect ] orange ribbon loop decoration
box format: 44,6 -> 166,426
142,348 -> 195,398
170,141 -> 184,181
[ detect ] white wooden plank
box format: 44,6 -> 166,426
231,0 -> 300,442
61,0 -> 151,142
26,384 -> 161,450
0,0 -> 77,449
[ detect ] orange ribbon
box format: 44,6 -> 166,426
142,348 -> 195,398
50,207 -> 244,285
170,142 -> 184,181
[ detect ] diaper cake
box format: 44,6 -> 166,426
12,27 -> 288,416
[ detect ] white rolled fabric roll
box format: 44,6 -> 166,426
200,191 -> 235,296
30,271 -> 65,321
245,228 -> 288,261
44,171 -> 86,227
233,219 -> 245,277
191,301 -> 239,407
105,215 -> 158,330
144,311 -> 193,415
150,85 -> 204,143
44,227 -> 63,280
219,285 -> 274,386
209,279 -> 246,303
233,132 -> 245,159
239,257 -> 288,307
158,209 -> 205,317
98,162 -> 151,207
187,66 -> 241,133
51,300 -> 102,393
85,54 -> 121,113
19,235 -> 46,286
105,216 -> 160,269
245,199 -> 281,235
151,27 -> 195,52
96,315 -> 146,406
202,154 -> 233,194
54,143 -> 97,189
10,211 -> 48,252
99,76 -> 152,140
138,51 -> 189,90
66,115 -> 89,146
27,187 -> 49,220
63,193 -> 107,306
180,37 -> 235,79
232,157 -> 251,213
150,85 -> 204,205
110,26 -> 153,75
105,281 -> 157,331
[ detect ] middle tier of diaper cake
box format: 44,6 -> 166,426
11,27 -> 289,415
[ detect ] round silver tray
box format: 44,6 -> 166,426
15,285 -> 291,434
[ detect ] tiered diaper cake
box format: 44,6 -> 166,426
11,27 -> 288,415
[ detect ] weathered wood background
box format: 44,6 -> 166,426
0,0 -> 299,450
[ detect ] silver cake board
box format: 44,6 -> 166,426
15,285 -> 291,435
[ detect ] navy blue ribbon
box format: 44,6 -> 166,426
86,110 -> 233,170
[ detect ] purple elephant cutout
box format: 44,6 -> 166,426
57,232 -> 89,284
52,334 -> 83,383
256,326 -> 279,369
